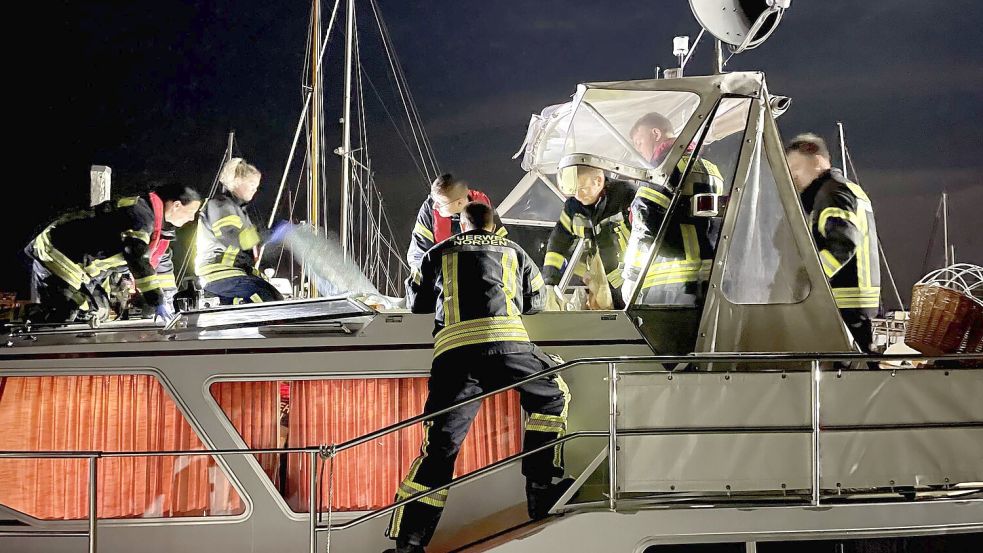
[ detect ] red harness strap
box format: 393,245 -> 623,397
147,192 -> 169,269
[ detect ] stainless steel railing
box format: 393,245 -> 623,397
1,352 -> 980,553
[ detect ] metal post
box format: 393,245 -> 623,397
714,39 -> 724,74
810,360 -> 821,506
837,122 -> 847,175
607,362 -> 619,510
942,192 -> 949,266
340,0 -> 356,261
89,456 -> 98,553
309,450 -> 318,553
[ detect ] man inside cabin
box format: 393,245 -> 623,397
621,111 -> 724,306
406,173 -> 507,273
386,202 -> 573,553
786,133 -> 881,352
543,163 -> 637,309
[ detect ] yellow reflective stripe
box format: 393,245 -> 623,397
117,197 -> 138,207
83,253 -> 127,277
411,268 -> 422,286
642,260 -> 711,288
559,212 -> 573,233
833,287 -> 880,308
637,185 -> 670,209
681,224 -> 700,262
121,229 -> 150,244
250,293 -> 263,303
819,249 -> 844,278
134,275 -> 161,293
197,266 -> 247,284
571,214 -> 588,238
615,221 -> 629,251
495,226 -> 508,237
211,215 -> 243,234
606,267 -> 624,287
33,231 -> 86,289
502,249 -> 519,316
845,182 -> 871,205
413,222 -> 434,242
818,207 -> 861,237
157,274 -> 177,289
856,210 -> 872,288
526,412 -> 566,433
530,272 -> 545,292
441,252 -> 460,325
240,226 -> 260,250
553,376 -> 571,468
221,246 -> 240,266
544,252 -> 566,270
433,316 -> 529,358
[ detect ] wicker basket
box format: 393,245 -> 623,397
904,264 -> 983,356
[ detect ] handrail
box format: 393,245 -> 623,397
1,351 -> 980,553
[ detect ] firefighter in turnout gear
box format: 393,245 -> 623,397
386,202 -> 573,553
543,164 -> 637,309
24,183 -> 201,323
195,158 -> 284,304
787,134 -> 881,352
406,173 -> 507,272
621,112 -> 724,306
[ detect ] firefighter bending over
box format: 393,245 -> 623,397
195,158 -> 284,304
386,202 -> 573,553
621,111 -> 724,306
406,173 -> 507,272
25,182 -> 201,323
543,164 -> 637,309
787,134 -> 881,352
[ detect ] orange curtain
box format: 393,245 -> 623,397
287,378 -> 522,512
210,381 -> 281,487
0,375 -> 242,520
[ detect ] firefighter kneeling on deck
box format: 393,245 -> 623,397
386,202 -> 573,553
24,183 -> 201,324
195,158 -> 284,304
786,134 -> 881,352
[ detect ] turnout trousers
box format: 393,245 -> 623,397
203,275 -> 283,305
386,346 -> 571,547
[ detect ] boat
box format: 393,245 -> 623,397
2,1 -> 981,552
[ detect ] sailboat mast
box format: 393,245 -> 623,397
837,122 -> 847,175
340,0 -> 356,261
942,192 -> 950,266
308,0 -> 322,297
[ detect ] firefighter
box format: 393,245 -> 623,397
386,202 -> 573,553
195,158 -> 284,304
543,164 -> 637,309
786,133 -> 881,352
406,173 -> 507,272
621,111 -> 724,306
24,182 -> 201,324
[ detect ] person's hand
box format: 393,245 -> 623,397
155,303 -> 175,325
267,221 -> 293,245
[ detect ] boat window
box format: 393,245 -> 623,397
0,375 -> 243,520
562,89 -> 701,172
210,378 -> 521,513
633,98 -> 751,308
721,137 -> 811,304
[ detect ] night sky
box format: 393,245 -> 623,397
7,0 -> 981,303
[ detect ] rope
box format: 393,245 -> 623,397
844,144 -> 907,310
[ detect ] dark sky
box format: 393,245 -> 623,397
7,0 -> 982,303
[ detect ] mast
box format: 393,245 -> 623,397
340,0 -> 356,261
837,122 -> 847,174
942,191 -> 950,266
308,0 -> 321,297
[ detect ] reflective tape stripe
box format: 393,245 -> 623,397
819,249 -> 844,278
239,227 -> 260,250
211,215 -> 243,234
83,253 -> 127,277
636,185 -> 670,209
606,267 -> 625,288
818,207 -> 861,237
833,286 -> 880,309
680,224 -> 701,262
157,274 -> 177,289
433,316 -> 529,358
249,293 -> 263,303
559,212 -> 573,233
642,260 -> 711,289
134,275 -> 161,293
413,222 -> 434,242
530,272 -> 545,291
117,197 -> 138,207
221,246 -> 240,267
121,229 -> 150,244
495,226 -> 509,237
502,249 -> 519,316
544,252 -> 566,270
33,230 -> 86,289
441,252 -> 460,325
526,413 -> 566,433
